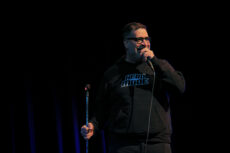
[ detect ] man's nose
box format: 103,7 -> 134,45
141,39 -> 149,46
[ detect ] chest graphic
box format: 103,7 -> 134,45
120,73 -> 150,87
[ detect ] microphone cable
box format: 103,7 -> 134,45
144,60 -> 155,153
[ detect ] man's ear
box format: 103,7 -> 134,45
123,40 -> 128,49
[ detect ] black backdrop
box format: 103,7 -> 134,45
4,4 -> 210,153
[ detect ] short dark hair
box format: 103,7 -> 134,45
122,22 -> 147,40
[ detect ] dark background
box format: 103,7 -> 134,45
4,2 -> 224,153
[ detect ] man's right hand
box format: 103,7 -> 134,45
81,122 -> 94,140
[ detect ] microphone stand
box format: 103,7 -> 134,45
85,84 -> 90,153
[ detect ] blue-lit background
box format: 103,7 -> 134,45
6,5 -> 200,153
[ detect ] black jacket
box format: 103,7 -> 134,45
90,56 -> 185,143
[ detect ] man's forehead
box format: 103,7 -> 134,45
130,28 -> 148,37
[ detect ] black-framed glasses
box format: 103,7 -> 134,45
126,37 -> 151,43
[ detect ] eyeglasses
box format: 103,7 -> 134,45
126,37 -> 151,43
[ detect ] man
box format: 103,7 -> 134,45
81,22 -> 185,153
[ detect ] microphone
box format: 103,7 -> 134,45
137,45 -> 154,71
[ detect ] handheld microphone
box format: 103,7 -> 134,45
137,45 -> 154,71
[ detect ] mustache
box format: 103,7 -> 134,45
137,45 -> 146,50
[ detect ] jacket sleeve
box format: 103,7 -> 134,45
89,76 -> 110,133
151,56 -> 186,94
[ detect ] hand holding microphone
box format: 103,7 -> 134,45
137,45 -> 155,70
137,45 -> 155,62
